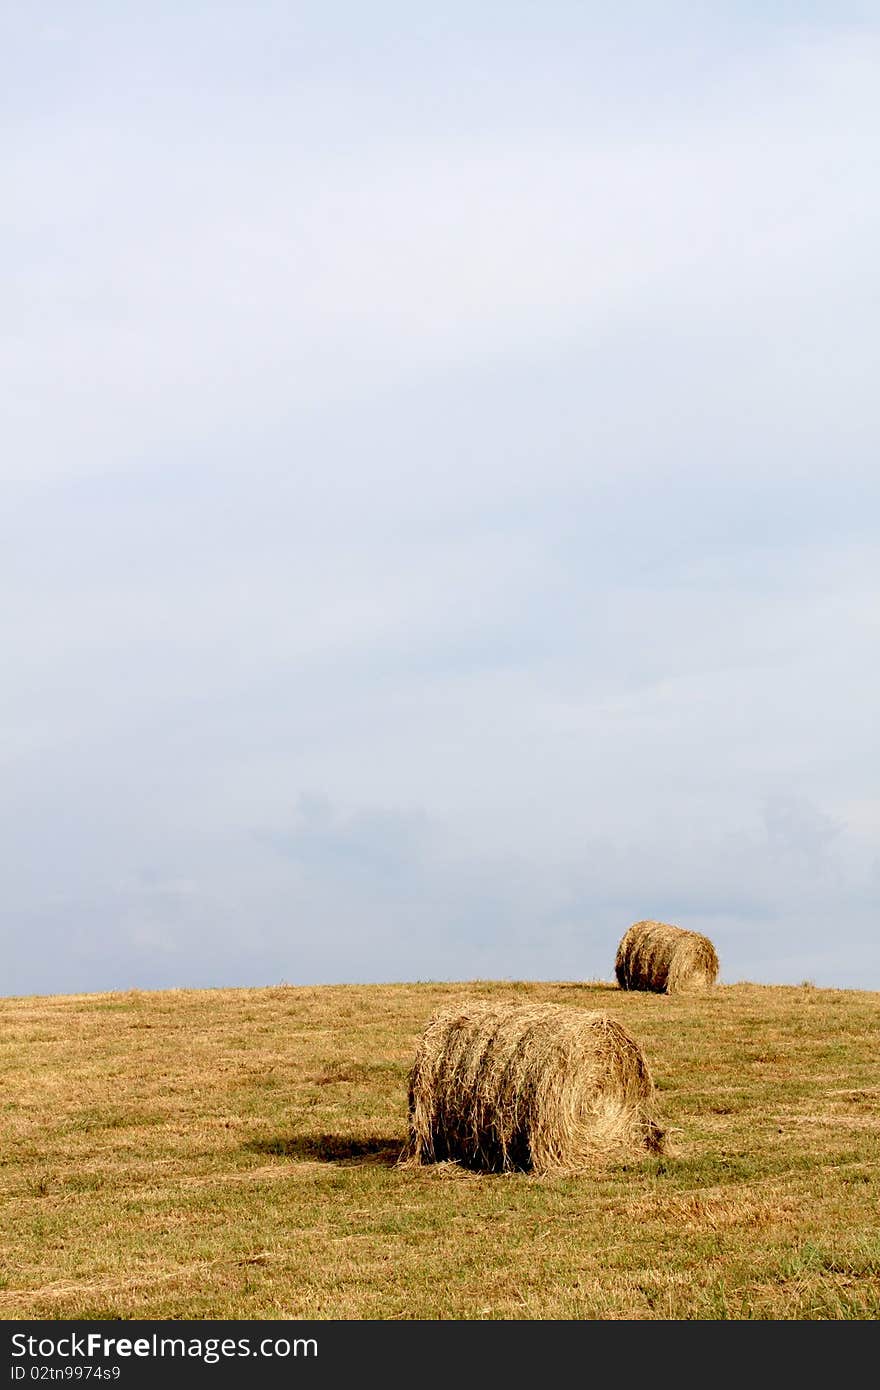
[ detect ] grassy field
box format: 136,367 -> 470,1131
2,977 -> 879,1320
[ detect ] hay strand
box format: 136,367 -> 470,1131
404,1000 -> 663,1174
615,919 -> 719,994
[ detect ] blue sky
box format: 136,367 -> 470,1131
3,3 -> 879,995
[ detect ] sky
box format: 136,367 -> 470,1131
3,2 -> 879,996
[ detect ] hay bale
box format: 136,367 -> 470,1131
404,1000 -> 663,1174
615,919 -> 719,994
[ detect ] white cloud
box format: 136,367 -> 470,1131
3,30 -> 878,481
2,10 -> 879,994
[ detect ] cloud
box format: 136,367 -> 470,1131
3,25 -> 879,482
763,794 -> 842,865
6,772 -> 876,995
2,7 -> 879,995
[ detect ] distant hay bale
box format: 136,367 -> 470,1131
615,920 -> 719,994
404,1000 -> 664,1174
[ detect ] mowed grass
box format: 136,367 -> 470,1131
1,978 -> 879,1320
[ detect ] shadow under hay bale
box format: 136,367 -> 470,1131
615,919 -> 719,994
246,1134 -> 402,1166
403,1000 -> 664,1175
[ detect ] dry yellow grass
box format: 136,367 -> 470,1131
1,978 -> 879,1319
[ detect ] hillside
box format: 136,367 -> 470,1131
2,978 -> 879,1319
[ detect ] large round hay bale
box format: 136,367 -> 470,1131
405,1000 -> 664,1174
615,919 -> 719,994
